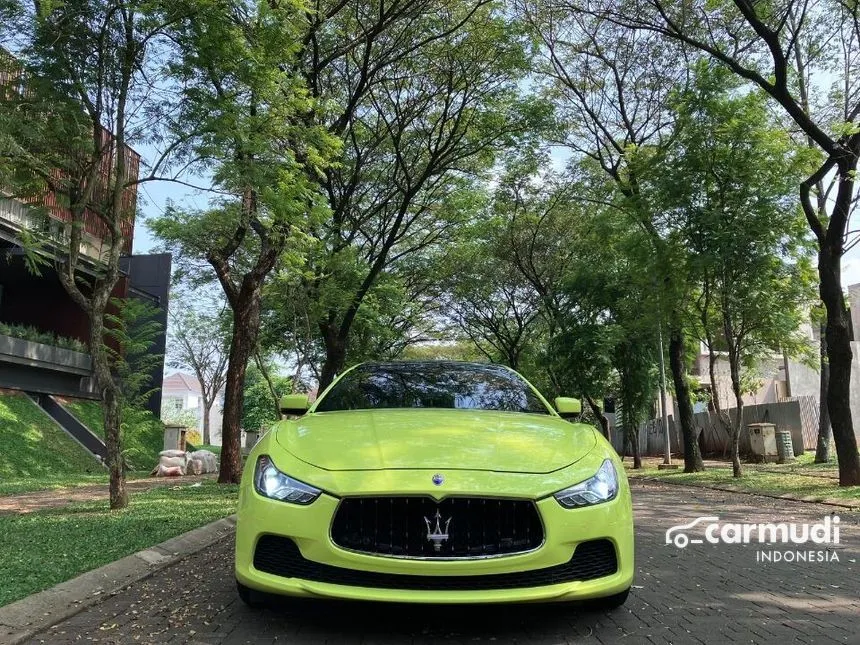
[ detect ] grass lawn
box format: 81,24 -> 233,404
0,481 -> 238,607
62,399 -> 164,471
625,455 -> 859,506
0,392 -> 103,488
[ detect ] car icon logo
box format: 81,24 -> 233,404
665,516 -> 720,548
432,473 -> 444,486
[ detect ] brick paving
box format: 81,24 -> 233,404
25,480 -> 859,645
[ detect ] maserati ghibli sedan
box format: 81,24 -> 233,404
235,361 -> 634,607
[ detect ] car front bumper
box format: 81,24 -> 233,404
234,475 -> 635,604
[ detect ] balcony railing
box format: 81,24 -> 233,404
0,49 -> 139,257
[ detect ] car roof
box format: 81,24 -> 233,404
355,360 -> 513,372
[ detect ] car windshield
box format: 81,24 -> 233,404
314,362 -> 551,414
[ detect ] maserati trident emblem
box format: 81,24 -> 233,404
424,509 -> 452,552
432,473 -> 444,486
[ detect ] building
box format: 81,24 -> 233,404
161,372 -> 223,445
0,52 -> 170,417
616,295 -> 860,458
686,326 -> 820,412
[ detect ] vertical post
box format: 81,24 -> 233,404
658,323 -> 672,465
781,350 -> 792,399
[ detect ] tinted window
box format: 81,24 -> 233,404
314,363 -> 550,414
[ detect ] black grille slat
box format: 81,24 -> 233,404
253,536 -> 618,590
330,496 -> 543,558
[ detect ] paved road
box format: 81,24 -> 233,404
27,481 -> 859,645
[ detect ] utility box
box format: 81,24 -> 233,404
163,424 -> 188,452
243,430 -> 260,455
748,423 -> 778,462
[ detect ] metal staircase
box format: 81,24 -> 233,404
27,392 -> 107,462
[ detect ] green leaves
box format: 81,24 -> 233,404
655,61 -> 817,384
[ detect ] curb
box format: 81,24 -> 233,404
630,475 -> 859,511
0,514 -> 237,645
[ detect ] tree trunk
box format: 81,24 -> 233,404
202,401 -> 211,446
619,371 -> 641,469
254,350 -> 282,419
218,286 -> 262,484
102,387 -> 127,508
818,244 -> 860,485
626,418 -> 641,469
90,313 -> 127,509
706,345 -> 729,435
815,322 -> 832,463
668,328 -> 704,472
318,324 -> 347,391
586,394 -> 610,440
727,352 -> 744,478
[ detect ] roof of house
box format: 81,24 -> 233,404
162,372 -> 202,394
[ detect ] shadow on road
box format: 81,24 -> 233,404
253,595 -> 609,640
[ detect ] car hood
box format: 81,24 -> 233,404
274,409 -> 597,474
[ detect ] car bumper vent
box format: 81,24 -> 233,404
253,535 -> 618,591
330,496 -> 544,558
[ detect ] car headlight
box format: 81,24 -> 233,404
253,455 -> 321,504
553,459 -> 618,508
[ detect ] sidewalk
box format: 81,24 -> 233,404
625,456 -> 857,509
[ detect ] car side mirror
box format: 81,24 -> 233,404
555,397 -> 582,420
279,393 -> 310,416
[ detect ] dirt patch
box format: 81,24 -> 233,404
0,474 -> 216,514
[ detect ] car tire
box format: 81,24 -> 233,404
591,588 -> 630,610
236,580 -> 265,608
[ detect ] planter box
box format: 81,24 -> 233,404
0,333 -> 92,376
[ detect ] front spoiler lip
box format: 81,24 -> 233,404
236,566 -> 633,604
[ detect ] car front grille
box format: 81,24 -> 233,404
330,496 -> 544,558
252,535 -> 618,590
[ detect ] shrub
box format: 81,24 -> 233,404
0,321 -> 88,353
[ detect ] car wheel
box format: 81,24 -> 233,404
236,579 -> 265,608
591,588 -> 630,610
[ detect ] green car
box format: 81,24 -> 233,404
235,360 -> 634,607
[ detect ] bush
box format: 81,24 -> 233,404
0,321 -> 88,353
63,400 -> 165,470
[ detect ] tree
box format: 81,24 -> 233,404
167,287 -> 231,445
297,1 -> 536,389
489,162 -> 616,434
242,362 -> 291,434
105,297 -> 165,412
262,240 -> 447,377
659,64 -> 817,476
584,0 -> 860,485
814,317 -> 833,462
0,0 -> 183,508
150,0 -> 337,483
445,156 -> 663,459
559,190 -> 661,468
442,221 -> 542,370
517,0 -> 705,472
